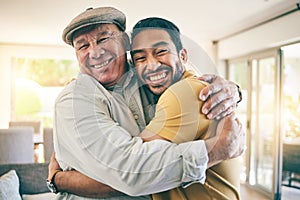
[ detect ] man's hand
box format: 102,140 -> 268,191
48,152 -> 62,181
205,113 -> 245,168
199,74 -> 241,120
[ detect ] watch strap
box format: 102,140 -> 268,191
236,84 -> 242,104
47,169 -> 61,193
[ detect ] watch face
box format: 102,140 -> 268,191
47,180 -> 57,193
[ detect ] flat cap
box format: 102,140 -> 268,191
62,7 -> 126,45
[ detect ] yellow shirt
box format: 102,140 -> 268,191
147,71 -> 240,200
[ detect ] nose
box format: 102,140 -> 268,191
145,55 -> 161,71
89,44 -> 105,59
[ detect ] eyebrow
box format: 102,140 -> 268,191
74,31 -> 114,46
131,41 -> 169,56
73,38 -> 86,47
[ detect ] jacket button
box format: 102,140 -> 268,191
134,114 -> 139,120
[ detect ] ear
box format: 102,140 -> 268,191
122,32 -> 131,51
179,48 -> 188,64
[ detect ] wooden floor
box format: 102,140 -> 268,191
240,183 -> 300,200
240,184 -> 269,200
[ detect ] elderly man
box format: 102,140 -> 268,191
48,7 -> 244,200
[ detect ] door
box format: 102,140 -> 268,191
228,60 -> 249,182
280,43 -> 300,199
250,55 -> 277,194
228,49 -> 281,199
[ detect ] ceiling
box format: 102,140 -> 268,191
0,0 -> 299,46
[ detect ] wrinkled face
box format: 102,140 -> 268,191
73,24 -> 128,88
131,29 -> 187,95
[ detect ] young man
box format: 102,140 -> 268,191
131,17 -> 241,200
49,7 -> 245,199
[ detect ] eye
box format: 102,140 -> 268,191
97,36 -> 111,44
133,55 -> 146,63
76,43 -> 89,51
155,48 -> 169,56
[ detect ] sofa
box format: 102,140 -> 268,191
0,162 -> 56,200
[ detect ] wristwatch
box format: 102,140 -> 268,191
236,84 -> 242,104
46,170 -> 61,193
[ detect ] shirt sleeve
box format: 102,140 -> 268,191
53,76 -> 208,196
146,78 -> 210,144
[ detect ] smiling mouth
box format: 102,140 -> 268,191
148,72 -> 167,81
94,58 -> 112,69
144,69 -> 170,86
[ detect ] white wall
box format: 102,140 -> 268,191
0,44 -> 75,128
218,9 -> 300,59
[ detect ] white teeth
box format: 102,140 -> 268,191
149,72 -> 166,81
94,60 -> 109,69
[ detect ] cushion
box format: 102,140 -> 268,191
0,163 -> 49,194
0,170 -> 22,200
22,192 -> 57,200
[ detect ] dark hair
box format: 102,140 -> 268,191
131,17 -> 183,52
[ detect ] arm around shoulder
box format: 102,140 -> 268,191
54,76 -> 209,196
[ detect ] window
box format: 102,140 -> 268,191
11,57 -> 79,127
